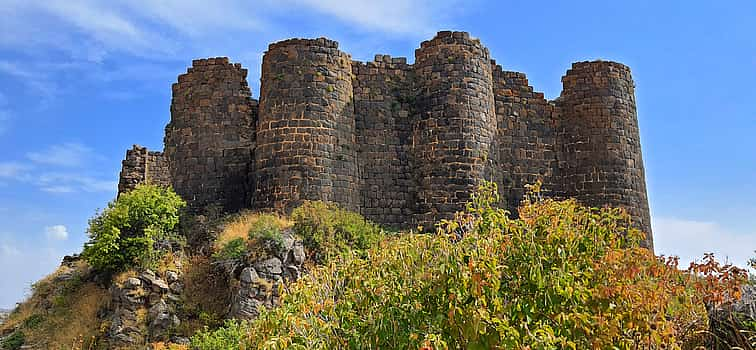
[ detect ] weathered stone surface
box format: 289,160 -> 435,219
140,270 -> 170,293
229,234 -> 306,320
107,268 -> 183,347
118,31 -> 653,246
117,145 -> 170,195
164,57 -> 257,212
254,257 -> 283,278
166,270 -> 180,284
240,267 -> 259,284
255,38 -> 359,212
556,61 -> 652,248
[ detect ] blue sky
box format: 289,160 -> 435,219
0,0 -> 754,308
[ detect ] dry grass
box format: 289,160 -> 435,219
214,211 -> 292,250
113,269 -> 138,285
0,261 -> 109,349
150,342 -> 190,350
40,282 -> 109,349
155,250 -> 180,276
177,255 -> 232,335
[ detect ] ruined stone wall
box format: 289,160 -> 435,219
165,57 -> 256,212
490,63 -> 559,215
118,31 -> 653,246
411,31 -> 497,226
556,61 -> 652,247
117,145 -> 170,196
254,39 -> 359,213
352,55 -> 415,227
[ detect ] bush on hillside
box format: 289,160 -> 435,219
212,213 -> 289,262
193,181 -> 748,349
246,213 -> 285,257
189,319 -> 250,350
82,184 -> 185,273
291,201 -> 383,263
0,331 -> 24,350
213,237 -> 247,261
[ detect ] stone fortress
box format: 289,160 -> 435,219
117,31 -> 653,248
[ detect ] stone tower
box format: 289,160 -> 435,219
254,38 -> 359,212
556,61 -> 652,248
412,31 -> 497,225
164,58 -> 256,212
118,31 -> 654,248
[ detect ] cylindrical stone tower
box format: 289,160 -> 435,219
557,61 -> 652,248
255,38 -> 359,212
165,57 -> 256,212
412,31 -> 497,226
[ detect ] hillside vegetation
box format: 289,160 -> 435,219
1,183 -> 755,349
194,183 -> 754,349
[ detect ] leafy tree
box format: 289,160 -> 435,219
82,184 -> 185,273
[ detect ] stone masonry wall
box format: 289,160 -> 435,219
165,57 -> 256,212
556,61 -> 652,248
254,38 -> 359,213
411,31 -> 497,226
352,55 -> 415,228
118,31 -> 654,246
490,63 -> 559,215
117,145 -> 170,196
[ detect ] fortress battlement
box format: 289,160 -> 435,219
119,31 -> 653,248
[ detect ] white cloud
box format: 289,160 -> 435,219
0,60 -> 58,98
37,173 -> 117,194
653,216 -> 756,270
291,0 -> 457,35
1,0 -> 457,60
40,186 -> 76,194
0,162 -> 28,178
119,0 -> 265,37
27,143 -> 96,167
44,225 -> 69,240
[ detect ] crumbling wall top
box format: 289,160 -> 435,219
267,37 -> 340,51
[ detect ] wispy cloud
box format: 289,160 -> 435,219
40,186 -> 76,194
1,143 -> 115,194
1,0 -> 458,60
44,225 -> 69,240
0,60 -> 59,99
291,0 -> 459,35
37,173 -> 117,194
0,162 -> 29,179
27,143 -> 97,167
653,216 -> 756,269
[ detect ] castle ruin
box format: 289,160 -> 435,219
118,31 -> 653,248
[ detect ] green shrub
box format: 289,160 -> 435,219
21,314 -> 43,329
1,331 -> 24,350
231,182 -> 727,349
190,319 -> 250,350
82,184 -> 185,273
247,213 -> 284,255
291,201 -> 383,263
212,237 -> 247,261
